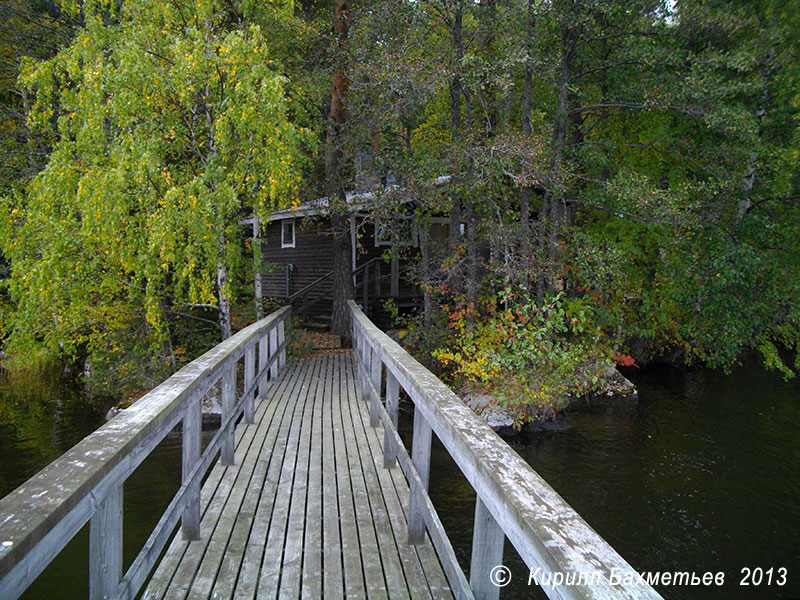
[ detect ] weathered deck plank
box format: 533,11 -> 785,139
232,349 -> 318,600
143,351 -> 452,600
320,354 -> 344,600
330,351 -> 367,598
337,351 -> 390,600
343,353 -> 411,600
346,360 -> 443,600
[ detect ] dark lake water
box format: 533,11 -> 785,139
0,371 -> 186,599
426,362 -> 800,599
1,361 -> 798,599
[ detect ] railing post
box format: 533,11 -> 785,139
277,318 -> 286,369
182,392 -> 201,540
258,333 -> 268,399
374,260 -> 381,298
470,497 -> 505,600
369,348 -> 381,428
383,371 -> 399,468
89,484 -> 122,600
408,406 -> 432,544
269,326 -> 279,380
244,343 -> 255,424
221,365 -> 236,465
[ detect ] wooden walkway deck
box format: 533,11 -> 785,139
142,350 -> 453,600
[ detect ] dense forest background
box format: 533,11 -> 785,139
0,0 -> 798,418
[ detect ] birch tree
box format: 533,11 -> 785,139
1,0 -> 312,384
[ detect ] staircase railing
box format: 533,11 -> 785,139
286,257 -> 386,319
287,271 -> 334,317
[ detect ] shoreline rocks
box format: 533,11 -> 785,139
461,365 -> 638,434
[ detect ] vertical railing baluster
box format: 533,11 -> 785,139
277,318 -> 286,370
269,327 -> 278,380
369,348 -> 381,427
360,342 -> 371,403
89,485 -> 122,600
221,365 -> 236,465
258,333 -> 268,399
384,371 -> 399,468
408,406 -> 432,544
470,497 -> 505,600
181,391 -> 201,540
244,344 -> 255,424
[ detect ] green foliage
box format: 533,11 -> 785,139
349,0 -> 800,387
1,0 -> 314,394
432,289 -> 613,421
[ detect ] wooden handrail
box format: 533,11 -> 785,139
285,257 -> 384,318
348,300 -> 663,600
0,306 -> 291,600
286,270 -> 333,303
353,256 -> 382,277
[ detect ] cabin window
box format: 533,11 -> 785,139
281,219 -> 295,248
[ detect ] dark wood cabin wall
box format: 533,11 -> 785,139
260,216 -> 423,302
260,219 -> 334,298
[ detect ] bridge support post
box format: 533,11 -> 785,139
408,408 -> 432,545
369,349 -> 381,427
221,366 -> 236,465
258,334 -> 268,399
244,344 -> 255,424
89,484 -> 122,600
383,371 -> 399,468
470,497 -> 505,600
182,393 -> 201,539
269,327 -> 278,380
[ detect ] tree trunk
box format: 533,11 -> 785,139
448,4 -> 464,249
330,210 -> 354,339
520,0 -> 535,290
542,8 -> 581,296
217,229 -> 232,340
418,222 -> 433,327
327,0 -> 355,339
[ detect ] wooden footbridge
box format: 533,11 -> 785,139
0,302 -> 662,600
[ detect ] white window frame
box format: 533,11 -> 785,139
281,219 -> 296,248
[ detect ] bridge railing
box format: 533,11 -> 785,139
0,306 -> 291,600
349,300 -> 663,600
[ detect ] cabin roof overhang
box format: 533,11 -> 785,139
262,176 -> 452,223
